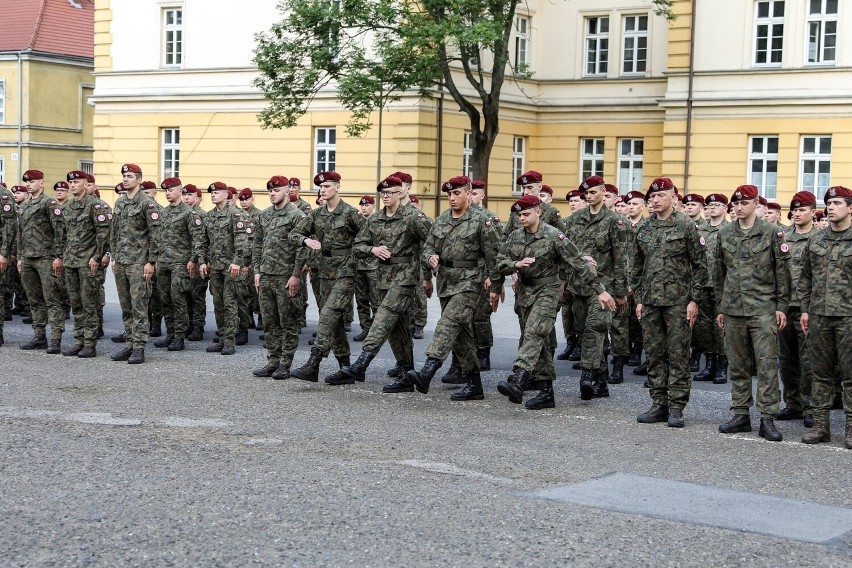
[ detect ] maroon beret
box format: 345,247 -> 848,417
471,180 -> 486,190
565,190 -> 583,200
758,196 -> 768,206
267,176 -> 289,190
682,193 -> 704,205
291,194 -> 300,202
288,177 -> 301,187
647,177 -> 676,194
517,170 -> 543,185
731,185 -> 758,202
359,195 -> 375,205
512,194 -> 541,212
409,195 -> 420,204
22,169 -> 44,181
161,177 -> 182,189
442,176 -> 471,192
790,191 -> 816,209
604,183 -> 619,195
182,183 -> 198,194
824,186 -> 852,201
237,188 -> 253,200
208,181 -> 228,192
625,190 -> 646,203
140,181 -> 157,190
313,171 -> 341,185
766,202 -> 781,211
705,193 -> 729,206
579,176 -> 605,191
0,182 -> 5,188
114,182 -> 126,192
93,189 -> 100,198
121,164 -> 142,174
227,187 -> 236,199
813,210 -> 826,221
12,185 -> 27,193
377,176 -> 402,191
53,181 -> 69,190
84,173 -> 95,184
66,170 -> 87,181
539,184 -> 553,195
392,171 -> 413,184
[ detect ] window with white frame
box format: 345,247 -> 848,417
0,79 -> 5,124
622,15 -> 648,75
806,0 -> 837,64
581,138 -> 605,180
80,161 -> 94,176
315,127 -> 336,176
0,157 -> 4,184
162,7 -> 183,68
749,136 -> 778,199
585,16 -> 609,77
462,132 -> 473,178
800,135 -> 831,199
162,128 -> 180,179
514,16 -> 530,68
512,137 -> 525,194
754,1 -> 784,66
617,139 -> 643,192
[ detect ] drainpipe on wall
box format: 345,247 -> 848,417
683,0 -> 697,193
434,79 -> 444,219
17,51 -> 25,181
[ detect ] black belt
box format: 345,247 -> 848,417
381,256 -> 413,265
322,248 -> 352,257
440,259 -> 477,268
519,274 -> 560,287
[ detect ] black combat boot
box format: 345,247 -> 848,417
20,334 -> 48,350
324,356 -> 354,385
557,335 -> 578,360
579,368 -> 595,400
387,361 -> 403,377
497,367 -> 531,403
759,416 -> 782,442
149,320 -> 162,338
383,365 -> 415,393
63,343 -> 84,357
235,328 -> 249,346
637,404 -> 669,423
77,346 -> 96,358
127,348 -> 145,364
693,353 -> 717,381
451,371 -> 484,401
689,350 -> 702,372
220,344 -> 236,356
633,356 -> 649,376
775,406 -> 803,420
338,350 -> 376,383
477,347 -> 491,371
111,347 -> 133,361
407,357 -> 443,394
627,344 -> 642,367
271,365 -> 290,380
186,327 -> 204,342
253,363 -> 278,378
591,369 -> 609,398
46,339 -> 61,355
440,353 -> 464,384
568,343 -> 582,361
206,341 -> 224,353
524,383 -> 555,410
291,348 -> 323,382
608,356 -> 624,384
719,414 -> 751,433
167,338 -> 185,351
154,335 -> 174,348
111,332 -> 126,343
713,355 -> 728,384
667,408 -> 685,428
353,329 -> 368,342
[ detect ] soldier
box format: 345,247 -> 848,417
406,176 -> 502,397
556,189 -> 585,361
680,193 -> 707,372
9,186 -> 31,323
332,176 -> 431,389
153,178 -> 203,352
538,184 -> 554,204
467,179 -> 501,371
621,191 -> 646,370
83,173 -> 109,339
503,171 -> 565,237
288,178 -> 313,330
17,169 -> 66,353
776,191 -> 817,428
139,180 -> 165,338
631,178 -> 708,428
798,185 -> 852,449
562,176 -> 628,400
813,210 -> 829,229
765,202 -> 782,225
288,178 -> 312,214
237,187 -> 263,342
393,171 -> 429,340
251,177 -> 307,380
51,181 -> 73,321
602,185 -> 618,210
496,194 -> 614,408
198,181 -> 252,356
289,172 -> 364,382
352,194 -> 378,342
0,182 -> 17,344
59,171 -> 110,357
715,185 -> 790,441
692,193 -> 730,384
109,164 -> 161,364
182,184 -> 208,341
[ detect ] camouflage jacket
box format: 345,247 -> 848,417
714,219 -> 791,316
62,195 -> 111,268
18,192 -> 66,260
0,187 -> 17,258
290,200 -> 364,279
562,206 -> 628,297
404,201 -> 434,280
631,211 -> 707,306
782,224 -> 815,308
252,203 -> 307,277
294,198 -> 312,215
797,225 -> 852,316
503,201 -> 565,236
356,210 -> 379,272
110,190 -> 161,265
697,219 -> 727,288
158,202 -> 204,265
354,205 -> 431,289
199,204 -> 252,270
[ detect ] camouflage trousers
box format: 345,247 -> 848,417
807,315 -> 851,422
514,284 -> 560,381
693,289 -> 724,354
237,267 -> 258,331
65,266 -> 100,347
778,306 -> 813,414
114,262 -> 152,349
354,269 -> 379,332
208,269 -> 239,347
411,283 -> 428,329
361,285 -> 414,367
97,268 -> 106,331
609,302 -> 630,358
641,303 -> 692,410
314,275 -> 353,359
560,289 -> 575,340
425,290 -> 478,372
472,284 -> 493,349
57,272 -> 70,314
574,294 -> 612,372
148,268 -> 162,328
21,257 -> 65,340
187,275 -> 208,330
12,264 -> 29,312
156,263 -> 192,339
259,274 -> 303,369
628,295 -> 643,350
723,314 -> 780,416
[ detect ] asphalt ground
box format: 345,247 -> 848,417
1,279 -> 850,566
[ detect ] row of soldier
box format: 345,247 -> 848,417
0,166 -> 848,450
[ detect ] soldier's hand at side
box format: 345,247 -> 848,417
776,310 -> 787,331
422,279 -> 433,298
254,273 -> 261,290
187,261 -> 197,279
515,257 -> 535,269
800,312 -> 809,334
0,255 -> 7,273
582,255 -> 598,268
636,303 -> 644,320
686,301 -> 698,328
199,263 -> 209,279
241,266 -> 249,279
143,262 -> 155,282
428,255 -> 439,269
53,258 -> 64,278
287,276 -> 300,297
489,292 -> 500,312
615,296 -> 627,314
101,254 -> 110,268
484,277 -> 491,291
303,238 -> 321,250
229,263 -> 240,279
500,288 -> 505,303
372,246 -> 391,260
716,314 -> 725,329
88,258 -> 99,275
598,291 -> 616,311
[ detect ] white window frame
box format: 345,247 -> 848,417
622,15 -> 648,75
0,156 -> 5,184
581,138 -> 605,180
79,161 -> 94,176
511,137 -> 526,195
617,138 -> 643,192
754,1 -> 785,66
748,136 -> 779,199
514,15 -> 530,68
799,135 -> 832,201
584,16 -> 610,77
162,7 -> 183,68
161,128 -> 180,179
0,79 -> 5,124
462,132 -> 473,178
805,0 -> 837,65
314,127 -> 337,178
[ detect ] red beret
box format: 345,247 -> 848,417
409,195 -> 420,204
0,182 -> 5,188
813,210 -> 826,221
359,195 -> 375,205
84,173 -> 95,184
682,193 -> 704,205
238,188 -> 253,200
140,181 -> 157,190
53,181 -> 69,190
704,193 -> 728,205
790,191 -> 816,209
66,170 -> 87,181
22,169 -> 44,181
565,190 -> 583,200
766,202 -> 781,211
758,196 -> 768,206
604,183 -> 619,195
93,189 -> 100,198
579,176 -> 605,191
227,187 -> 236,199
392,171 -> 413,184
624,190 -> 646,203
114,182 -> 126,192
377,176 -> 402,191
731,185 -> 758,202
182,183 -> 199,195
208,181 -> 228,192
824,186 -> 852,201
267,176 -> 289,190
121,164 -> 142,174
442,176 -> 471,192
512,194 -> 541,212
314,171 -> 341,185
161,177 -> 182,189
539,184 -> 553,195
12,185 -> 27,193
471,180 -> 486,190
291,194 -> 300,202
647,177 -> 676,193
288,177 -> 301,187
517,171 -> 543,185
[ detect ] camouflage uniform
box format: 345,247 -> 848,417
111,191 -> 161,349
62,195 -> 111,348
354,226 -> 380,335
187,204 -> 208,335
18,193 -> 66,341
694,219 -> 728,360
148,201 -> 166,333
406,202 -> 433,335
503,201 -> 565,236
238,204 -> 264,332
156,202 -> 203,341
471,203 -> 501,352
715,220 -> 790,416
293,197 -> 313,327
631,211 -> 708,412
0,188 -> 17,338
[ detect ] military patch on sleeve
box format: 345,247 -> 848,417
236,222 -> 244,229
246,228 -> 252,234
148,203 -> 156,208
108,214 -> 113,220
485,220 -> 492,227
617,219 -> 624,225
150,212 -> 159,220
780,243 -> 790,253
776,231 -> 784,238
94,204 -> 101,209
50,200 -> 58,205
556,212 -> 562,217
558,233 -> 566,241
418,212 -> 425,218
195,218 -> 202,226
494,216 -> 500,223
97,215 -> 106,222
54,208 -> 62,216
699,236 -> 706,246
3,205 -> 10,212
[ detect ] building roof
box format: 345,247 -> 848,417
0,0 -> 94,59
